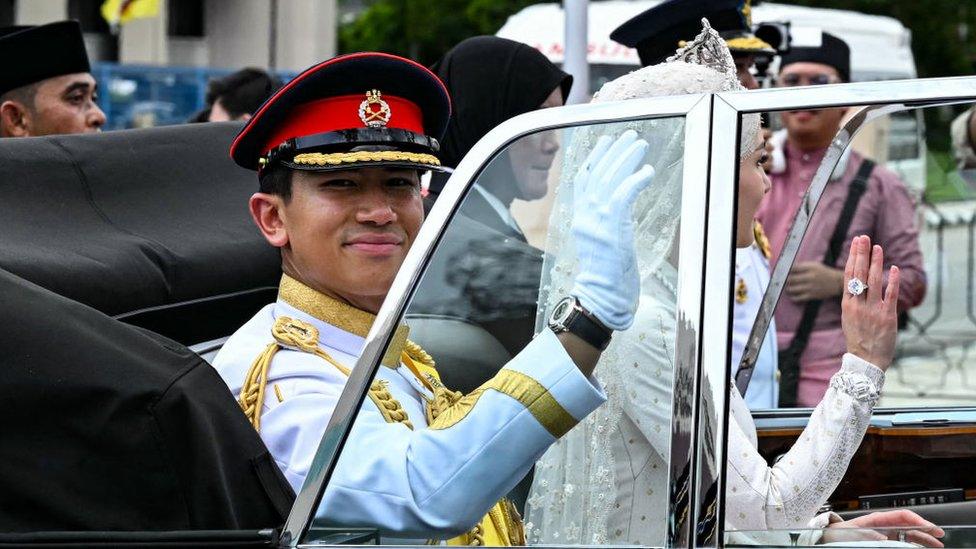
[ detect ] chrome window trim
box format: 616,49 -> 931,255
733,102 -> 901,394
282,92 -> 709,546
719,76 -> 976,113
667,95 -> 714,548
691,95 -> 740,548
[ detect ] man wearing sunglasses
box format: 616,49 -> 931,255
757,32 -> 927,407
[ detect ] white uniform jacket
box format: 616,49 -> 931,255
213,277 -> 606,538
732,244 -> 780,409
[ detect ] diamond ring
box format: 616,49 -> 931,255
847,277 -> 868,296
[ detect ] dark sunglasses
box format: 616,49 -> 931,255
777,73 -> 840,87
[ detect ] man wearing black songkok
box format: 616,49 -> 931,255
759,31 -> 926,406
0,20 -> 105,137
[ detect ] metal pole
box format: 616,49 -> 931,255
563,0 -> 589,105
269,0 -> 278,70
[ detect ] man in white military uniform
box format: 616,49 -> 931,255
731,223 -> 780,409
213,53 -> 656,544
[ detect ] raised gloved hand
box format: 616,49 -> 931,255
570,129 -> 656,331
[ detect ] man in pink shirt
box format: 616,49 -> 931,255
757,32 -> 926,407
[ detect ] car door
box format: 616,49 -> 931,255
721,77 -> 976,547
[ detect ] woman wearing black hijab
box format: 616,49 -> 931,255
414,34 -> 573,366
426,35 -> 573,227
410,36 -> 572,515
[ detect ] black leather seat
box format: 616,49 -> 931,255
0,122 -> 280,346
0,268 -> 294,533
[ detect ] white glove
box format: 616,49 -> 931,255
570,129 -> 656,331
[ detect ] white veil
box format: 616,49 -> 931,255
525,20 -> 760,545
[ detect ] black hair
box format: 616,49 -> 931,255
207,68 -> 282,119
258,164 -> 293,200
186,107 -> 211,123
0,81 -> 39,110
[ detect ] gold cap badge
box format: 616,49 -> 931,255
358,89 -> 392,127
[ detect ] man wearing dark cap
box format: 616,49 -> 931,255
757,31 -> 926,406
213,52 -> 655,542
0,21 -> 105,137
612,0 -> 782,410
611,0 -> 777,90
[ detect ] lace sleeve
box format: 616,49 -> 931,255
725,353 -> 885,530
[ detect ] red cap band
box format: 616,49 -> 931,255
260,93 -> 425,156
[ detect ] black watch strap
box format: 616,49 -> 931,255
566,308 -> 613,350
549,297 -> 613,351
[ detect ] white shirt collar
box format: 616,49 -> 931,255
473,184 -> 522,234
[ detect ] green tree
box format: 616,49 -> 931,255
338,0 -> 537,64
790,1 -> 976,156
789,0 -> 976,78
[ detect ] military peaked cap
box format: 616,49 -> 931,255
0,21 -> 92,96
611,0 -> 776,67
230,52 -> 452,173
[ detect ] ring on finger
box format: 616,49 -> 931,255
847,277 -> 868,297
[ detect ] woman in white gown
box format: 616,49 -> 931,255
525,21 -> 942,548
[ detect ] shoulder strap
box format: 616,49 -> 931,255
777,159 -> 874,406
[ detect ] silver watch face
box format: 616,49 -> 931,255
550,297 -> 576,328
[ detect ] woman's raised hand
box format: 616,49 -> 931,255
841,235 -> 900,370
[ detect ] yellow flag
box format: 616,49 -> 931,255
101,0 -> 160,26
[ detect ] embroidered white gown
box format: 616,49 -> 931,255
528,261 -> 885,546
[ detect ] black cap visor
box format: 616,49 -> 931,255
266,127 -> 448,173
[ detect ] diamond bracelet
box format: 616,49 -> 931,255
829,371 -> 880,405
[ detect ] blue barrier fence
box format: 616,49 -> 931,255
93,63 -> 296,130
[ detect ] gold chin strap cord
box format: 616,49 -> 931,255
239,316 -> 416,431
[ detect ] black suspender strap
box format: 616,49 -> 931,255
776,158 -> 875,406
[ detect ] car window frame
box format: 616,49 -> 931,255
709,77 -> 976,547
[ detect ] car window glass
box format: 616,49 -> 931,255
726,101 -> 976,547
301,115 -> 689,547
742,104 -> 976,411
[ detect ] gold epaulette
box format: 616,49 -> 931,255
753,220 -> 772,259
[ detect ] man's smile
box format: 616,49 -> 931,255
344,232 -> 405,256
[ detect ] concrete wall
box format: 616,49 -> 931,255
275,0 -> 337,71
206,0 -> 337,71
205,0 -> 270,69
15,0 -> 66,24
119,0 -> 168,64
15,0 -> 337,71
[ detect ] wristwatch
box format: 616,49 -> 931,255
547,296 -> 613,350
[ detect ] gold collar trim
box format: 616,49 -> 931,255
278,274 -> 408,368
